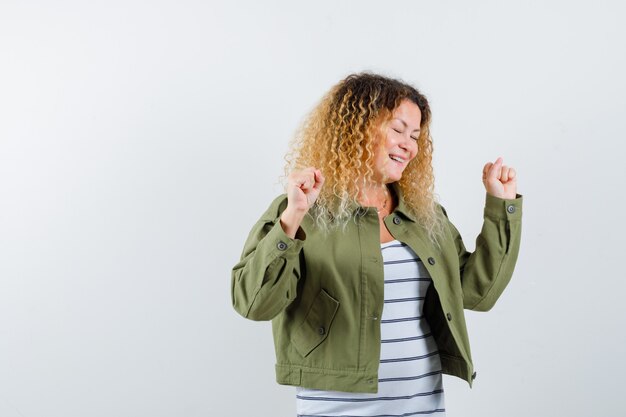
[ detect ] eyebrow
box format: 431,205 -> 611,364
394,118 -> 421,133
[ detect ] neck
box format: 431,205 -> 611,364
358,182 -> 392,208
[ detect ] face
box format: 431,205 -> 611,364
372,99 -> 422,184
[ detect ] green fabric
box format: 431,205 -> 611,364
231,182 -> 523,393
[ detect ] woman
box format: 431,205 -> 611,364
231,72 -> 523,416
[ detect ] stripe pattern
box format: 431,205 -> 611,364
295,240 -> 446,416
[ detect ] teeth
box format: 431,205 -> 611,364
390,155 -> 405,163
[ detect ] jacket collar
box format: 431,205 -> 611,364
389,181 -> 417,223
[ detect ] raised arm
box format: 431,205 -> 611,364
231,196 -> 306,321
447,156 -> 523,310
230,167 -> 324,321
442,192 -> 523,311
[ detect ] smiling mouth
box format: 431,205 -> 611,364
389,155 -> 406,164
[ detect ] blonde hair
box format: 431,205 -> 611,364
282,72 -> 447,248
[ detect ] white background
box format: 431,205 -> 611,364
1,1 -> 624,416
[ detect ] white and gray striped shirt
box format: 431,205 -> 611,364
295,239 -> 446,417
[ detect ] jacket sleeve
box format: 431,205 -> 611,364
441,192 -> 523,312
231,194 -> 306,321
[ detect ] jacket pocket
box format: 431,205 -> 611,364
291,288 -> 340,358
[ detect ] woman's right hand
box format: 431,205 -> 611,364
285,167 -> 325,213
280,167 -> 324,239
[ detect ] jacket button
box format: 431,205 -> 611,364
472,371 -> 477,380
277,241 -> 288,251
393,216 -> 401,225
446,312 -> 452,321
428,257 -> 436,265
318,326 -> 326,335
507,204 -> 516,214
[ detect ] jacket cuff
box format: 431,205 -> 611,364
484,193 -> 523,221
264,217 -> 306,259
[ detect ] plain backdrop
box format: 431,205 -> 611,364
1,1 -> 625,416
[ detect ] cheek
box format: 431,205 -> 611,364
411,143 -> 419,159
377,146 -> 390,163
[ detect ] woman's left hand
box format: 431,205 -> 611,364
482,157 -> 518,199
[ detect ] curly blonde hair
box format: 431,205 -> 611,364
282,72 -> 447,248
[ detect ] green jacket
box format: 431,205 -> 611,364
231,182 -> 523,393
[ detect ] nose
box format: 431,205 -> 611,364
398,137 -> 412,152
396,135 -> 416,158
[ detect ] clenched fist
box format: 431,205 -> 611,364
279,167 -> 325,239
285,167 -> 325,213
482,157 -> 518,200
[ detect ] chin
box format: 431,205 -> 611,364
379,166 -> 405,183
389,170 -> 405,182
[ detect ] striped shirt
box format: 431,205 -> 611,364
295,239 -> 446,417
